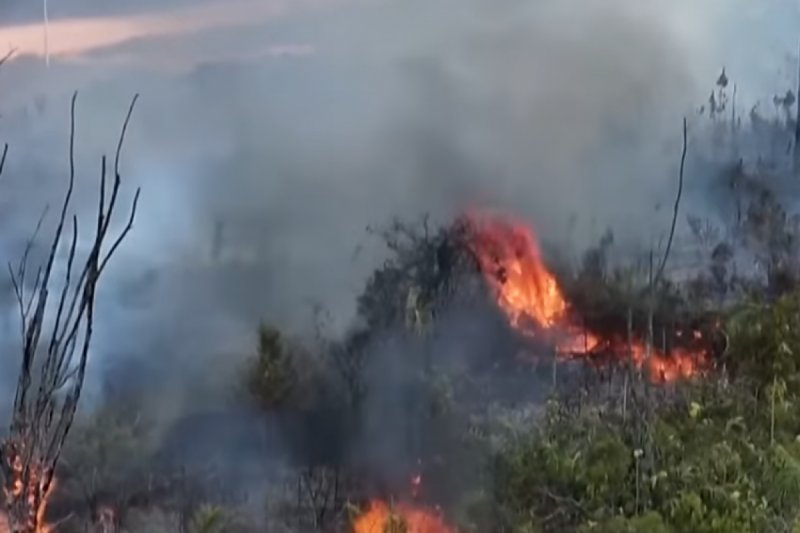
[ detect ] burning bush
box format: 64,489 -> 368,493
352,500 -> 455,533
458,209 -> 712,382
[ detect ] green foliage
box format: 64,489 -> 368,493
187,506 -> 226,533
726,291 -> 800,393
244,324 -> 299,409
578,511 -> 672,533
61,400 -> 156,504
764,443 -> 800,518
493,395 -> 785,532
488,289 -> 800,533
186,505 -> 233,533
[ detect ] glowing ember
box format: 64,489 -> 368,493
461,210 -> 708,382
1,442 -> 56,533
353,500 -> 455,533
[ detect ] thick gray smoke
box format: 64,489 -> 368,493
0,0 -> 797,480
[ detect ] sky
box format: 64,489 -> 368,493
0,1 -> 795,103
0,0 -> 329,64
0,0 -> 799,401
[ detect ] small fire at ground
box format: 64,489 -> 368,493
461,210 -> 708,382
1,442 -> 56,533
354,469 -> 456,533
353,500 -> 455,533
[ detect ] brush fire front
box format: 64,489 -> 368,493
351,209 -> 713,533
459,210 -> 712,382
353,500 -> 455,533
0,211 -> 714,533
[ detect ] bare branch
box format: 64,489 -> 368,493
655,117 -> 688,284
1,91 -> 141,532
114,94 -> 139,177
0,48 -> 15,68
0,143 -> 8,177
0,49 -> 11,179
49,215 -> 78,356
99,188 -> 140,275
15,205 -> 50,289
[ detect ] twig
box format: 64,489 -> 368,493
0,144 -> 8,177
0,49 -> 12,179
114,94 -> 139,177
0,48 -> 15,68
1,91 -> 141,532
655,117 -> 688,284
536,487 -> 587,515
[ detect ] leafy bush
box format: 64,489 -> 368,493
489,289 -> 800,532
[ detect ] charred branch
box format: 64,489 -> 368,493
0,48 -> 11,180
0,49 -> 14,69
0,91 -> 141,532
655,117 -> 688,285
0,144 -> 8,178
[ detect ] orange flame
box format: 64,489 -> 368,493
462,210 -> 707,382
464,210 -> 567,329
353,500 -> 455,533
1,442 -> 56,533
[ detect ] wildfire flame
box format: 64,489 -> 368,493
462,210 -> 707,382
353,500 -> 455,533
1,442 -> 56,533
354,464 -> 455,533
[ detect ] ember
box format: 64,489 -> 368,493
1,442 -> 56,533
462,210 -> 708,382
353,500 -> 455,533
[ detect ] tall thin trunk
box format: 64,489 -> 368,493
795,41 -> 800,164
43,0 -> 50,68
646,250 -> 654,376
770,374 -> 777,446
622,307 -> 632,418
731,84 -> 737,156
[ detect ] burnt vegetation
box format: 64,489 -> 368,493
5,57 -> 800,533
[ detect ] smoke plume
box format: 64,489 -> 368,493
0,0 -> 797,504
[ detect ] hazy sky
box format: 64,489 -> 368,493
0,1 -> 795,96
2,1 -> 328,55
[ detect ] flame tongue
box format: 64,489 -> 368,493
464,211 -> 567,328
461,210 -> 707,382
353,500 -> 455,533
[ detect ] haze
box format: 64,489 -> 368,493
0,0 -> 798,397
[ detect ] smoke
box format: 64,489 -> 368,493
0,0 -> 798,516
